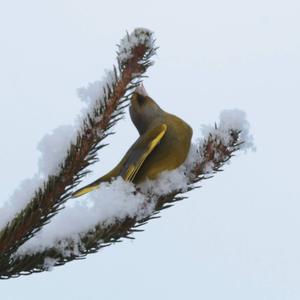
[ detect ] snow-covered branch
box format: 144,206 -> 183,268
0,28 -> 253,279
0,109 -> 253,278
0,28 -> 156,259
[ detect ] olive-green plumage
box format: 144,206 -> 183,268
72,87 -> 193,197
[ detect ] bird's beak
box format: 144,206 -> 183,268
135,84 -> 148,97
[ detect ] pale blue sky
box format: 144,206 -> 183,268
0,0 -> 299,299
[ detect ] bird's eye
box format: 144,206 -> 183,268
136,94 -> 146,105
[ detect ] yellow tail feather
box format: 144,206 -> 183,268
72,184 -> 100,198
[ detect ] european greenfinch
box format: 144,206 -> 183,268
72,86 -> 193,197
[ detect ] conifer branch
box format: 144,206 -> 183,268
0,127 -> 245,278
0,29 -> 156,259
0,29 -> 252,279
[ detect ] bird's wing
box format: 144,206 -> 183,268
72,124 -> 167,198
120,123 -> 167,182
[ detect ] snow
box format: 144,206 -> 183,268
77,69 -> 117,112
16,178 -> 151,256
201,109 -> 255,153
196,109 -> 255,175
15,167 -> 193,257
118,28 -> 154,64
43,257 -> 58,271
140,167 -> 190,196
14,148 -> 198,257
0,176 -> 43,230
218,109 -> 255,151
77,80 -> 105,106
0,125 -> 77,231
14,150 -> 202,257
37,125 -> 77,177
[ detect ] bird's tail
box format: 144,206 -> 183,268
72,183 -> 100,198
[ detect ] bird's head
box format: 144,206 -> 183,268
130,85 -> 163,135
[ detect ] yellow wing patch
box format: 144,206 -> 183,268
123,124 -> 167,182
72,124 -> 167,198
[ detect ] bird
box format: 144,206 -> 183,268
72,85 -> 193,198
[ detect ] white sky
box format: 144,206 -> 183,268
0,0 -> 299,299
